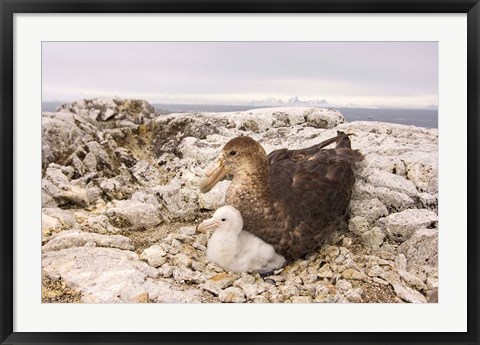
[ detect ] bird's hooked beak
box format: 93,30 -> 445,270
197,217 -> 221,232
199,156 -> 229,193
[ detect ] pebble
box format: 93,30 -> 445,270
394,253 -> 408,270
317,264 -> 334,278
365,264 -> 384,277
342,237 -> 353,247
191,242 -> 207,251
218,287 -> 246,303
377,251 -> 396,261
170,239 -> 182,249
208,272 -> 239,289
345,287 -> 363,302
241,284 -> 266,299
199,281 -> 221,296
250,295 -> 269,303
341,268 -> 367,281
171,253 -> 192,268
335,279 -> 353,292
265,275 -> 286,285
391,283 -> 427,303
157,264 -> 174,278
278,284 -> 299,297
314,283 -> 332,296
173,267 -> 205,284
303,273 -> 319,284
397,269 -> 427,290
371,277 -> 390,286
322,245 -> 340,259
178,226 -> 196,236
191,260 -> 206,272
269,293 -> 287,303
290,296 -> 313,303
426,275 -> 438,290
233,274 -> 256,287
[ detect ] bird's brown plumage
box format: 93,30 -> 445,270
199,131 -> 363,260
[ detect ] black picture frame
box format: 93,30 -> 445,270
1,1 -> 479,344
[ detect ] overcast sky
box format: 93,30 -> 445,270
42,42 -> 438,109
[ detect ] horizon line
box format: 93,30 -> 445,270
42,99 -> 439,111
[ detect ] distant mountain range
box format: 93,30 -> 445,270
249,96 -> 329,107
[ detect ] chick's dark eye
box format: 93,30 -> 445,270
229,150 -> 237,156
221,218 -> 226,221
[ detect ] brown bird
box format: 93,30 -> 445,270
199,131 -> 363,260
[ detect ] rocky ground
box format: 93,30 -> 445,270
41,98 -> 438,303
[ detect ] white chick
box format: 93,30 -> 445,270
197,205 -> 286,274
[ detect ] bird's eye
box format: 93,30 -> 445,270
229,150 -> 237,156
221,218 -> 226,221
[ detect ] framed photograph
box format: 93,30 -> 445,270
1,1 -> 479,344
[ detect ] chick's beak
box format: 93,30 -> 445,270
199,157 -> 228,193
197,217 -> 221,232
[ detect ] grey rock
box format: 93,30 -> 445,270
378,209 -> 438,242
200,281 -> 222,296
320,245 -> 340,259
153,181 -> 199,222
173,267 -> 205,284
171,253 -> 193,268
391,283 -> 427,303
349,198 -> 388,223
394,253 -> 408,270
250,295 -> 269,303
207,273 -> 239,289
365,264 -> 384,277
353,182 -> 416,212
399,228 -> 438,267
42,112 -> 96,171
305,108 -> 344,128
426,274 -> 438,290
157,264 -> 174,278
241,283 -> 267,299
42,246 -> 157,303
42,214 -> 61,239
361,227 -> 385,251
42,165 -> 91,207
406,161 -> 438,193
365,168 -> 418,198
348,216 -> 370,236
278,284 -> 299,297
140,245 -> 168,267
197,180 -> 229,210
335,279 -> 353,292
232,274 -> 256,287
179,226 -> 197,236
397,269 -> 427,290
341,268 -> 367,281
83,215 -> 120,234
106,198 -> 161,229
317,264 -> 334,278
42,208 -> 78,237
99,176 -> 134,200
290,296 -> 313,303
218,287 -> 246,303
143,278 -> 202,303
131,160 -> 163,187
43,230 -> 134,252
101,108 -> 116,121
345,287 -> 363,302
